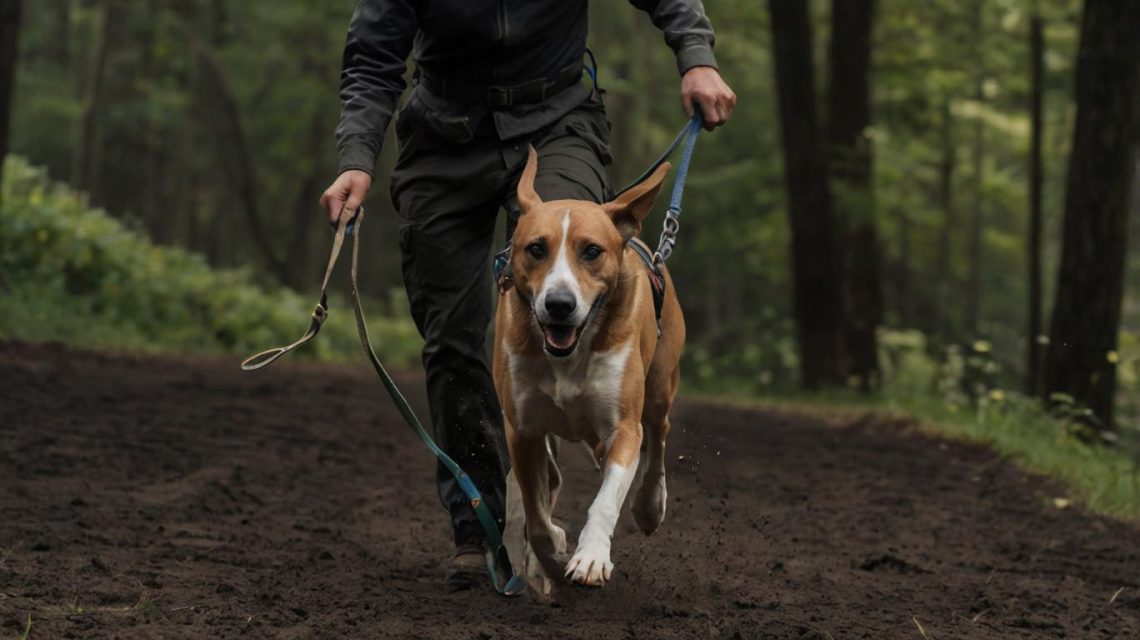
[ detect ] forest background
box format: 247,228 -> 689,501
1,0 -> 1138,511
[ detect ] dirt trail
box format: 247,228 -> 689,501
1,341 -> 1137,639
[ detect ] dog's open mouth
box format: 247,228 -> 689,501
533,294 -> 606,358
541,323 -> 581,357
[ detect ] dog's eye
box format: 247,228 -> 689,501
526,242 -> 547,260
582,245 -> 604,261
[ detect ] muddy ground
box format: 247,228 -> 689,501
1,340 -> 1137,639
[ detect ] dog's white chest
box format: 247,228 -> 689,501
508,340 -> 633,441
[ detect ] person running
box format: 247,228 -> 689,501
320,0 -> 735,590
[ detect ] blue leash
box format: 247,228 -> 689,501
615,108 -> 701,200
242,210 -> 527,597
617,107 -> 703,264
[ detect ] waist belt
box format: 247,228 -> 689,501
418,62 -> 583,108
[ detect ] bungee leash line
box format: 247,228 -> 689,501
241,210 -> 527,597
615,106 -> 703,265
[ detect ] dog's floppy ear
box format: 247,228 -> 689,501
517,145 -> 542,215
602,162 -> 671,242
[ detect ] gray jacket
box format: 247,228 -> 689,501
335,0 -> 719,175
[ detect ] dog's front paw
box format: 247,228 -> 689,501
564,537 -> 612,586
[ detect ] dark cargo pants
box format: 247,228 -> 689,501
389,91 -> 612,545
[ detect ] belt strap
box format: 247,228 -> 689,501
419,62 -> 583,108
242,210 -> 526,597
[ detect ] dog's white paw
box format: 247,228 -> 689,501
564,537 -> 612,586
632,475 -> 667,535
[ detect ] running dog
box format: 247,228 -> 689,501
495,147 -> 684,595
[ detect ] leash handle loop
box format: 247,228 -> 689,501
239,302 -> 328,371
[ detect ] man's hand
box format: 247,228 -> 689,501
320,170 -> 372,225
681,67 -> 736,131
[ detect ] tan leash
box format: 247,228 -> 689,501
242,208 -> 526,596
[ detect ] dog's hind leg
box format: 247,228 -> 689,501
632,415 -> 670,535
632,367 -> 677,535
545,435 -> 563,512
509,430 -> 567,594
503,468 -> 527,579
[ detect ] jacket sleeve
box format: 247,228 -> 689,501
629,0 -> 718,76
335,0 -> 418,176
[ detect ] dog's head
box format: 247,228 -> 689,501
508,146 -> 670,357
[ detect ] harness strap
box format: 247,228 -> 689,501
629,238 -> 666,323
243,210 -> 526,597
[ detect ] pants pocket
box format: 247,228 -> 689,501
395,95 -> 427,163
563,109 -> 613,167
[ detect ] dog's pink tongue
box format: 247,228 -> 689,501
544,326 -> 576,349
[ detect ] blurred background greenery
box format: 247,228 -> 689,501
0,0 -> 1137,509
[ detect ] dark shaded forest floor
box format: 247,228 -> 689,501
1,341 -> 1137,639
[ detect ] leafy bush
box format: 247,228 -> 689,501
0,157 -> 420,367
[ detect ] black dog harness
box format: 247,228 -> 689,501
628,238 -> 666,323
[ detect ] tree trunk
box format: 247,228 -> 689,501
768,0 -> 848,388
73,1 -> 117,199
51,0 -> 70,63
191,36 -> 290,283
285,106 -> 328,290
0,0 -> 21,208
142,0 -> 168,243
896,211 -> 913,328
933,98 -> 956,346
966,0 -> 984,339
828,0 -> 881,390
1026,10 -> 1044,396
1044,0 -> 1140,430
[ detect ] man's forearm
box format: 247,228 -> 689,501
335,0 -> 418,176
629,0 -> 719,76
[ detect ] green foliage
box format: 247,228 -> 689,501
0,157 -> 420,366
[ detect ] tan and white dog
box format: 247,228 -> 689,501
495,147 -> 685,595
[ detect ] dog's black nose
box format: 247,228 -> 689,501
544,290 -> 577,321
